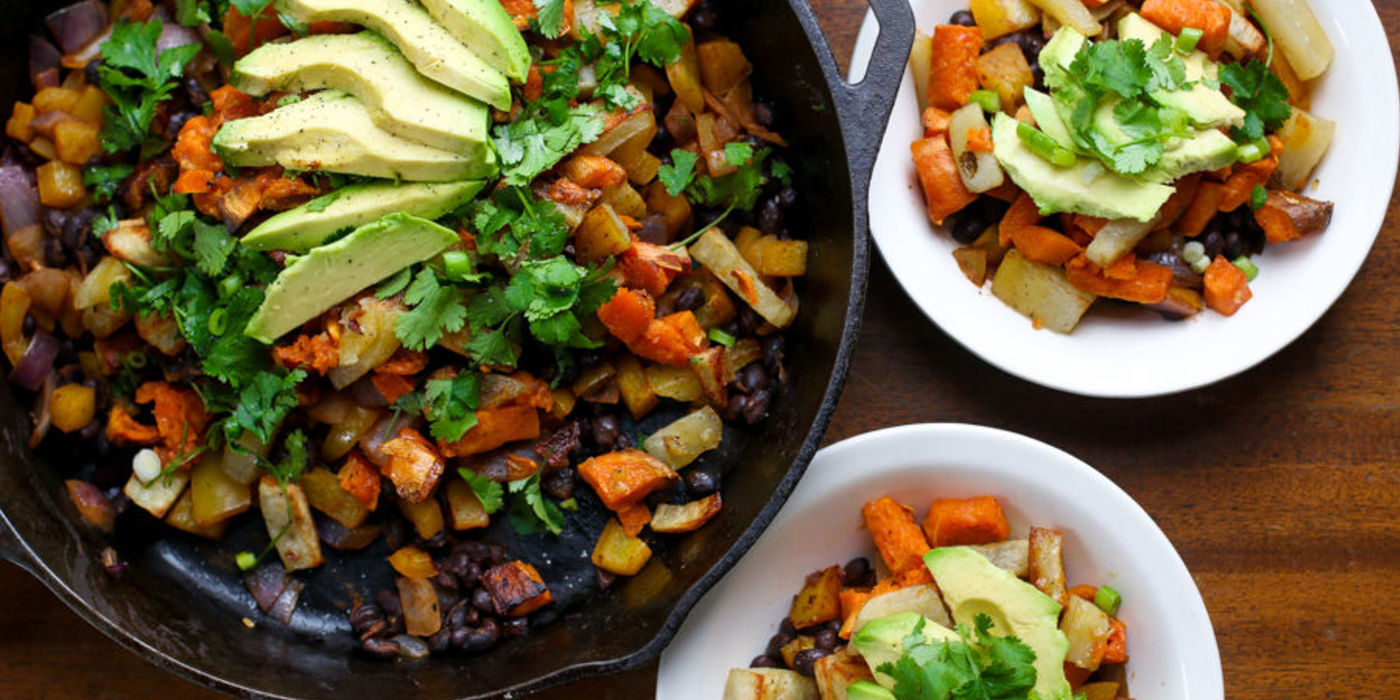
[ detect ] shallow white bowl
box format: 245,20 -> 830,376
657,424 -> 1221,699
849,1 -> 1398,397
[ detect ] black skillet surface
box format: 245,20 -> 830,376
0,0 -> 912,696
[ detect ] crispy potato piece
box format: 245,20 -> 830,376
851,583 -> 953,633
723,668 -> 818,700
1028,526 -> 1068,605
813,647 -> 876,700
165,488 -> 229,540
643,405 -> 723,469
966,539 -> 1030,578
398,498 -> 445,540
396,576 -> 441,637
445,479 -> 490,530
482,560 -> 554,615
789,565 -> 844,629
379,426 -> 444,503
190,453 -> 252,527
1273,107 -> 1335,191
1061,595 -> 1112,671
124,469 -> 189,519
592,516 -> 653,575
300,467 -> 369,529
992,249 -> 1096,333
388,545 -> 438,578
258,478 -> 323,571
651,493 -> 722,533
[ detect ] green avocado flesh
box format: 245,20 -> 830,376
230,32 -> 490,153
417,0 -> 530,82
244,213 -> 458,342
241,180 -> 484,253
212,90 -> 496,182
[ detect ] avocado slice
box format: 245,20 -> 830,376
845,680 -> 897,700
243,180 -> 484,252
924,547 -> 1072,700
991,113 -> 1173,221
418,0 -> 529,82
245,213 -> 457,343
279,0 -> 510,109
850,611 -> 960,689
213,90 -> 495,182
1116,13 -> 1245,129
1023,87 -> 1075,150
1150,129 -> 1239,181
230,32 -> 490,153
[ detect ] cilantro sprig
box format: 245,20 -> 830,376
1218,59 -> 1291,143
661,143 -> 786,248
456,467 -> 565,536
398,373 -> 481,443
96,20 -> 203,156
877,614 -> 1040,700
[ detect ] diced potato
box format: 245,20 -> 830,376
976,43 -> 1034,113
741,236 -> 808,277
258,478 -> 324,571
1249,0 -> 1332,80
575,203 -> 632,264
645,180 -> 692,237
380,427 -> 445,503
813,648 -> 875,700
399,497 -> 445,540
615,354 -> 658,419
1061,595 -> 1112,670
1024,0 -> 1100,35
223,431 -> 271,485
953,246 -> 988,286
125,469 -> 189,519
602,181 -> 647,218
329,297 -> 402,389
73,256 -> 129,310
780,635 -> 816,667
396,576 -> 441,636
1079,682 -> 1121,700
723,668 -> 818,700
33,86 -> 80,115
690,345 -> 727,406
571,359 -> 616,398
948,103 -> 1005,194
301,467 -> 369,529
643,405 -> 722,468
1222,6 -> 1266,59
54,119 -> 100,164
690,229 -> 796,328
482,560 -> 554,615
1085,217 -> 1152,268
50,383 -> 95,433
991,249 -> 1096,333
592,516 -> 652,575
1273,107 -> 1336,191
966,539 -> 1030,577
135,313 -> 186,356
651,493 -> 722,533
28,137 -> 55,160
611,132 -> 662,186
70,85 -> 106,124
321,405 -> 380,461
165,488 -> 229,540
81,305 -> 129,339
971,0 -> 1042,40
696,39 -> 751,95
36,160 -> 85,208
646,363 -> 703,402
388,545 -> 437,578
445,478 -> 490,530
689,270 -> 738,329
582,108 -> 655,157
6,102 -> 35,143
190,453 -> 252,527
789,565 -> 844,629
852,584 -> 954,633
666,40 -> 706,114
102,219 -> 170,269
909,32 -> 932,111
1028,526 -> 1068,604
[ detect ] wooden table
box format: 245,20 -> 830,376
4,2 -> 1399,698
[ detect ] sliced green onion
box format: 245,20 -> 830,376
558,497 -> 579,511
1250,184 -> 1269,211
122,351 -> 148,369
1175,27 -> 1203,54
218,274 -> 242,299
235,551 -> 258,571
442,250 -> 472,280
1017,122 -> 1076,167
1094,585 -> 1122,616
969,89 -> 1001,113
207,308 -> 228,336
1232,255 -> 1259,281
1236,137 -> 1270,164
707,327 -> 736,347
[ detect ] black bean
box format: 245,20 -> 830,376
461,619 -> 500,652
842,557 -> 875,588
792,648 -> 831,676
950,204 -> 992,244
541,466 -> 577,500
1201,230 -> 1225,259
434,571 -> 459,593
762,335 -> 785,368
376,590 -> 402,617
79,243 -> 101,270
420,529 -> 449,551
779,618 -> 798,637
753,100 -> 776,127
382,518 -> 410,551
737,306 -> 763,334
472,588 -> 496,613
450,625 -> 472,649
441,551 -> 470,580
814,627 -> 838,651
361,636 -> 399,658
453,540 -> 492,563
182,77 -> 209,106
426,627 -> 452,653
776,186 -> 798,210
591,413 -> 621,451
637,214 -> 669,244
446,600 -> 472,630
43,237 -> 68,268
766,631 -> 795,657
742,388 -> 771,424
685,468 -> 719,496
689,3 -> 717,31
758,198 -> 783,235
1018,32 -> 1046,58
722,393 -> 750,422
750,655 -> 784,669
84,60 -> 103,87
738,362 -> 769,393
350,603 -> 384,634
501,616 -> 530,637
1222,231 -> 1247,260
948,10 -> 976,26
675,286 -> 705,312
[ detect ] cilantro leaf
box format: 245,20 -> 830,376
266,428 -> 308,485
876,613 -> 1039,700
1219,58 -> 1291,142
97,20 -> 202,155
724,141 -> 754,166
229,369 -> 305,444
459,468 -> 504,514
493,104 -> 606,186
463,326 -> 519,368
375,267 -> 413,299
658,149 -> 699,196
396,269 -> 468,351
84,164 -> 133,204
506,472 -> 566,535
533,0 -> 568,39
422,373 -> 480,442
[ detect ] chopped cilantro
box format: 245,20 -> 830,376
265,428 -> 308,485
395,268 -> 469,351
658,149 -> 699,196
877,614 -> 1039,700
493,104 -> 606,186
1219,59 -> 1291,142
533,0 -> 568,39
228,369 -> 306,444
506,471 -> 566,535
96,20 -> 203,155
723,141 -> 754,166
83,164 -> 133,204
459,468 -> 504,514
422,372 -> 481,442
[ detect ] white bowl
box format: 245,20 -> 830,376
849,1 -> 1398,398
657,424 -> 1221,699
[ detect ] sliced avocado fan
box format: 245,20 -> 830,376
213,90 -> 496,182
242,180 -> 485,253
245,213 -> 459,343
279,0 -> 511,109
230,32 -> 490,154
418,0 -> 530,82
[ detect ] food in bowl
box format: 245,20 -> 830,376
2,0 -> 807,660
906,0 -> 1335,332
727,494 -> 1131,700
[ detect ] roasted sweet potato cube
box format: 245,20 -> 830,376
813,647 -> 875,700
300,467 -> 369,529
482,560 -> 554,616
789,565 -> 844,629
336,451 -> 380,510
1029,526 -> 1068,605
577,448 -> 678,511
591,516 -> 652,575
445,479 -> 490,530
378,426 -> 444,503
437,405 -> 540,458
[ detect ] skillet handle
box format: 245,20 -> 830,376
826,0 -> 915,186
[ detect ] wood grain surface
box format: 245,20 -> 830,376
3,1 -> 1399,698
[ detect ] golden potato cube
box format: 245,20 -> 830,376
591,517 -> 652,576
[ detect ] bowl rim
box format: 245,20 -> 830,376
657,423 -> 1224,699
848,0 -> 1400,398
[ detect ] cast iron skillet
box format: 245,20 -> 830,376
0,0 -> 911,696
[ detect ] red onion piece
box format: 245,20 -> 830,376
64,479 -> 116,532
29,36 -> 62,90
0,166 -> 39,237
267,578 -> 304,625
28,370 -> 55,449
316,517 -> 382,551
9,331 -> 59,391
244,562 -> 288,613
347,375 -> 390,408
157,22 -> 201,54
45,0 -> 108,55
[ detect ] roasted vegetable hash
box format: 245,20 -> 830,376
2,0 -> 807,659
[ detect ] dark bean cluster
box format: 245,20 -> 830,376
747,557 -> 876,676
